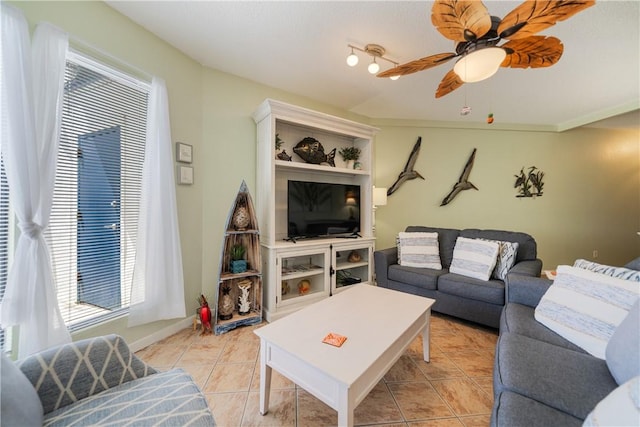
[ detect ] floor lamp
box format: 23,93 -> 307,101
372,186 -> 387,235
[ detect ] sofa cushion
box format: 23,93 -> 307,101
406,226 -> 459,268
494,332 -> 617,420
1,352 -> 44,427
450,237 -> 499,281
491,391 -> 582,427
500,303 -> 586,353
439,272 -> 505,305
42,369 -> 214,426
583,376 -> 640,427
460,229 -> 536,262
397,231 -> 442,269
388,264 -> 442,290
534,265 -> 640,359
574,258 -> 640,281
606,299 -> 640,385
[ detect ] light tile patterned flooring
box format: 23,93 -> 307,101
135,313 -> 497,426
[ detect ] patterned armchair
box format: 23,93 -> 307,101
1,334 -> 215,426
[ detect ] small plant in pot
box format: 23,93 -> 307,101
338,146 -> 361,169
230,244 -> 247,274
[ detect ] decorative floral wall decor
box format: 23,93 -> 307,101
514,166 -> 545,197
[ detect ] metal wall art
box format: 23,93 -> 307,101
387,136 -> 424,196
514,166 -> 545,197
440,148 -> 478,206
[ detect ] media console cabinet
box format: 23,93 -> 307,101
253,99 -> 378,320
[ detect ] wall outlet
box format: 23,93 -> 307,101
593,250 -> 599,259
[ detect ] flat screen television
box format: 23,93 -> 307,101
287,180 -> 360,239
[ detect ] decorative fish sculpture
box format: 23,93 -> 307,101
293,137 -> 336,167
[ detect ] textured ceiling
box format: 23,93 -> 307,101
107,1 -> 640,130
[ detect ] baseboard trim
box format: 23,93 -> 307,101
129,316 -> 195,352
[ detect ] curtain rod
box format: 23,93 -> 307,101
68,34 -> 154,84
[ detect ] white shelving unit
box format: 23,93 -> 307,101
253,99 -> 378,321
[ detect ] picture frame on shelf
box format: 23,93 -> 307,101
178,165 -> 194,185
176,142 -> 193,163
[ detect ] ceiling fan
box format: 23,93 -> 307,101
377,0 -> 595,98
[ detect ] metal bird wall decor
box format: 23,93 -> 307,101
377,0 -> 595,98
387,137 -> 424,196
441,148 -> 478,206
514,166 -> 545,197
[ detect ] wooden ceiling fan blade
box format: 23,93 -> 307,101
431,0 -> 492,42
435,69 -> 464,98
377,52 -> 457,78
498,0 -> 595,40
500,36 -> 564,69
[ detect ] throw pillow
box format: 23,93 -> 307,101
583,376 -> 640,427
481,239 -> 519,281
397,232 -> 442,269
449,237 -> 500,281
1,352 -> 44,426
574,258 -> 640,282
535,265 -> 640,359
606,299 -> 640,385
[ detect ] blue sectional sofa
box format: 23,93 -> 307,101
1,334 -> 216,426
374,226 -> 542,328
492,257 -> 640,426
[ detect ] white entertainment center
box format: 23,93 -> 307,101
253,99 -> 379,321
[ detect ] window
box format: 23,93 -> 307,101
46,51 -> 149,329
0,159 -> 10,350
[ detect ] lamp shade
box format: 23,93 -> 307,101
346,53 -> 359,67
368,60 -> 380,74
453,47 -> 506,83
373,187 -> 388,207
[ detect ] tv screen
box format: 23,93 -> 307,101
287,180 -> 360,239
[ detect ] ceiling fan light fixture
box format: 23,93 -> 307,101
453,47 -> 506,83
389,74 -> 400,81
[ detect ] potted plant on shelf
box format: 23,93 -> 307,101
338,146 -> 361,169
230,244 -> 247,274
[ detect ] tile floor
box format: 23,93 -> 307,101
135,313 -> 497,426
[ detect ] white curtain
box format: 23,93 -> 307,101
0,5 -> 71,357
128,78 -> 186,327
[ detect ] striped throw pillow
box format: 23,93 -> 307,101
574,259 -> 640,282
449,237 -> 500,281
482,239 -> 519,281
535,265 -> 640,359
397,232 -> 442,269
583,376 -> 640,427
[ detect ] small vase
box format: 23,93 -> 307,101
219,293 -> 234,320
345,159 -> 355,169
232,206 -> 250,230
230,260 -> 247,274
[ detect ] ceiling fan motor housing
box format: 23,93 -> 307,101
456,16 -> 501,56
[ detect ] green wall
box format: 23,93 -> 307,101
12,1 -> 640,345
372,124 -> 639,269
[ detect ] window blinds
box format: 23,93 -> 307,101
47,56 -> 148,329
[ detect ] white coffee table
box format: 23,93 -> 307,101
254,284 -> 435,427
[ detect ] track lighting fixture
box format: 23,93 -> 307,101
346,44 -> 399,80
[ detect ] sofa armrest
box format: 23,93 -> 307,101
17,334 -> 157,414
506,274 -> 552,307
374,247 -> 398,288
509,258 -> 543,277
